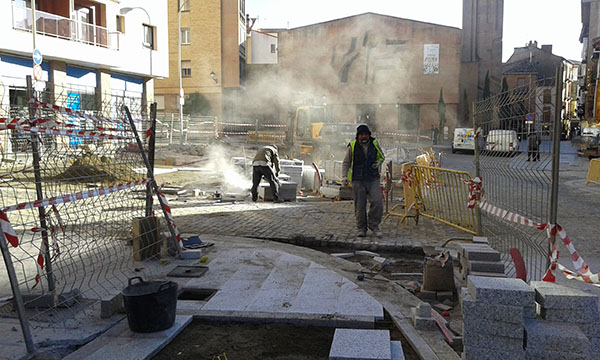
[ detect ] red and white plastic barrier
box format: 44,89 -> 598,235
0,122 -> 133,141
0,210 -> 19,247
2,179 -> 148,213
466,177 -> 600,286
154,190 -> 182,246
30,98 -> 127,127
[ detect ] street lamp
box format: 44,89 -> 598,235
119,7 -> 152,77
176,1 -> 188,145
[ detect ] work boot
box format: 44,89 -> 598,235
370,227 -> 383,238
273,198 -> 284,203
357,229 -> 367,237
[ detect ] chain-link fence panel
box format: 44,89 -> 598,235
0,78 -> 176,354
474,75 -> 562,281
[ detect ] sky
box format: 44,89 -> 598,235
246,0 -> 583,62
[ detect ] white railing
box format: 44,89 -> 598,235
12,3 -> 119,50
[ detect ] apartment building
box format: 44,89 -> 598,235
0,0 -> 168,115
154,0 -> 246,121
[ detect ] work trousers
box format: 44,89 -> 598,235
352,178 -> 383,231
251,166 -> 280,201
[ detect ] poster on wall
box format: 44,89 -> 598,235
423,44 -> 440,75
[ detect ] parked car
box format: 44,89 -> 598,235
484,130 -> 519,154
452,128 -> 475,153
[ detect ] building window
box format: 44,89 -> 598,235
270,44 -> 276,53
543,89 -> 552,104
178,0 -> 189,11
543,108 -> 551,122
181,28 -> 190,45
143,24 -> 156,50
116,15 -> 125,33
182,61 -> 192,77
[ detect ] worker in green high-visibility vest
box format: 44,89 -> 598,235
342,124 -> 385,238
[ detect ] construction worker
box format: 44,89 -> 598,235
527,131 -> 540,161
251,144 -> 282,203
342,124 -> 385,237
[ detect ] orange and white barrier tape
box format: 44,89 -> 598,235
463,177 -> 484,209
0,122 -> 133,141
30,98 -> 127,127
154,190 -> 182,246
467,177 -> 600,286
400,168 -> 416,188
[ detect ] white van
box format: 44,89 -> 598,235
485,130 -> 519,153
452,128 -> 475,153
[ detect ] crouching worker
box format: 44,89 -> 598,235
342,125 -> 385,237
251,144 -> 283,203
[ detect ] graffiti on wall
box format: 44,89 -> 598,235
330,31 -> 407,84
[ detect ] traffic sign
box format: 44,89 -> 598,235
33,65 -> 43,81
525,113 -> 535,122
33,49 -> 43,66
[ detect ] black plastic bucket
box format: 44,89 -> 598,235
121,276 -> 178,333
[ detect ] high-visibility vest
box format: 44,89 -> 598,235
347,139 -> 385,181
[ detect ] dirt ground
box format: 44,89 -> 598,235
154,321 -> 335,360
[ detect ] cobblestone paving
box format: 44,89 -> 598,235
171,199 -> 466,251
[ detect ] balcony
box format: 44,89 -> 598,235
11,3 -> 120,50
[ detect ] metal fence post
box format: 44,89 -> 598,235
549,66 -> 564,264
0,229 -> 35,353
146,103 -> 157,218
26,76 -> 55,292
170,113 -> 174,145
125,106 -> 181,257
472,101 -> 482,235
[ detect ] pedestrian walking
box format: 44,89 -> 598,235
251,144 -> 282,202
342,124 -> 385,238
432,126 -> 439,145
527,132 -> 540,161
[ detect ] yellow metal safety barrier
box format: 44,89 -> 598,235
413,165 -> 478,235
385,162 -> 419,224
586,158 -> 600,186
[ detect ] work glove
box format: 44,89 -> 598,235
342,178 -> 349,186
371,161 -> 383,170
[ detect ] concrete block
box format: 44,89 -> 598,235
416,302 -> 432,317
331,253 -> 354,259
457,243 -> 501,262
523,319 -> 589,354
461,292 -> 524,324
463,317 -> 524,338
467,276 -> 534,306
539,307 -> 599,323
466,260 -> 505,273
436,291 -> 453,302
524,305 -> 537,319
356,250 -> 380,257
468,271 -> 506,278
373,257 -> 388,265
579,323 -> 600,338
180,248 -> 203,259
530,281 -> 599,310
524,349 -> 588,360
418,288 -> 436,301
101,294 -> 124,318
411,308 -> 436,330
329,329 -> 391,360
390,341 -> 405,360
463,333 -> 523,351
463,345 -> 524,360
472,236 -> 489,244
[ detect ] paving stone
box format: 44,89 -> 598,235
472,236 -> 489,244
390,341 -> 405,360
463,333 -> 524,351
467,276 -> 535,307
416,302 -> 432,317
457,243 -> 501,261
467,270 -> 506,278
288,262 -> 345,315
523,305 -> 537,319
329,329 -> 391,360
463,317 -> 524,338
539,306 -> 599,323
335,279 -> 384,320
465,260 -> 505,273
461,291 -> 525,324
463,345 -> 525,360
331,253 -> 354,259
523,319 -> 590,354
436,291 -> 453,302
355,250 -> 380,257
410,308 -> 436,330
530,281 -> 599,310
524,348 -> 588,360
419,288 -> 436,301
